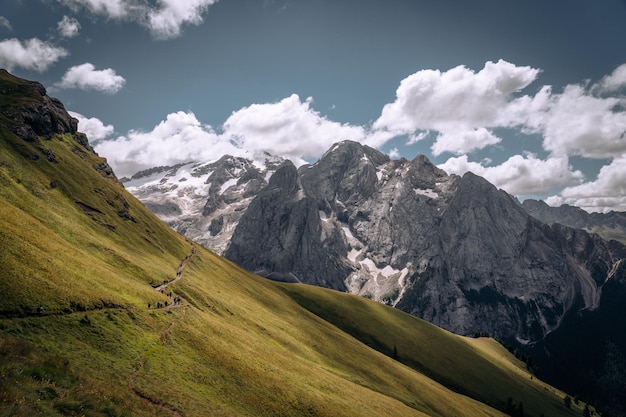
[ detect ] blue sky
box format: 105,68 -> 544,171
1,0 -> 626,212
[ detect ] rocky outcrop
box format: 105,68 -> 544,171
0,69 -> 116,181
224,140 -> 626,344
226,161 -> 351,288
1,69 -> 82,143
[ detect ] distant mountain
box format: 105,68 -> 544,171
523,198 -> 626,244
1,69 -> 583,417
224,141 -> 626,344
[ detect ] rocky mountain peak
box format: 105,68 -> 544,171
124,153 -> 284,253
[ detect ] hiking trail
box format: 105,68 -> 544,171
128,242 -> 196,416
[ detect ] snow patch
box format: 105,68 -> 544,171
347,248 -> 362,262
219,178 -> 238,194
414,188 -> 439,199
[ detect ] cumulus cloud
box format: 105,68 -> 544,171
94,111 -> 244,177
94,95 -> 388,176
58,0 -> 128,19
593,63 -> 626,94
431,128 -> 501,156
439,153 -> 584,196
146,0 -> 219,39
0,38 -> 69,72
374,59 -> 541,155
57,0 -> 219,39
69,111 -> 114,141
58,16 -> 81,38
526,84 -> 626,159
388,147 -> 401,159
547,155 -> 626,213
56,63 -> 126,93
222,94 -> 369,162
0,16 -> 12,31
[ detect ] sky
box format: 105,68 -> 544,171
1,0 -> 626,212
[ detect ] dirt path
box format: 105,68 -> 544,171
155,243 -> 196,292
128,242 -> 196,416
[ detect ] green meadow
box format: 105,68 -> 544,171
0,70 -> 589,416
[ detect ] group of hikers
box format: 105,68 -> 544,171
149,244 -> 195,309
148,292 -> 183,309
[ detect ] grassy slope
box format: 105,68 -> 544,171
0,71 -> 586,416
279,284 -> 585,417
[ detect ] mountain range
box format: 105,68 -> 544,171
1,68 -> 622,415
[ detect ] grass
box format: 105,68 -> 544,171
278,283 -> 584,417
0,70 -> 592,416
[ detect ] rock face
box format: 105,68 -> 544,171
0,69 -> 114,180
523,198 -> 626,245
1,69 -> 79,141
124,155 -> 284,253
224,141 -> 626,344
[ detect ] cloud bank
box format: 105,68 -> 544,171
95,94 -> 382,177
95,111 -> 243,177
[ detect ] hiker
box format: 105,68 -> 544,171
148,302 -> 151,309
37,305 -> 43,315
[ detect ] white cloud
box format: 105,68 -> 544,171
547,155 -> 626,213
58,16 -> 81,38
388,147 -> 400,159
146,0 -> 219,40
407,131 -> 429,145
58,0 -> 128,19
0,16 -> 12,31
222,94 -> 369,162
593,63 -> 626,94
374,59 -> 540,139
94,111 -> 244,177
439,153 -> 583,196
0,38 -> 69,72
431,128 -> 501,156
57,0 -> 219,39
528,84 -> 626,159
56,63 -> 125,93
69,111 -> 114,141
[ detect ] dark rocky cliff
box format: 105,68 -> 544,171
0,69 -> 117,181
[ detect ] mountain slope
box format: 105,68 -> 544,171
0,70 -> 586,417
